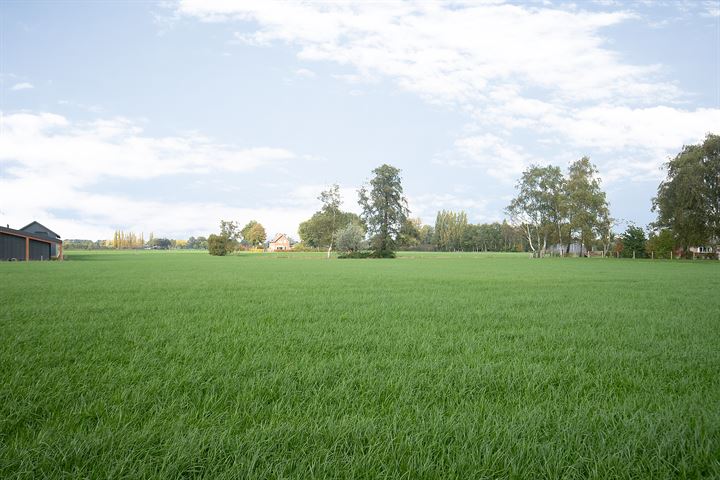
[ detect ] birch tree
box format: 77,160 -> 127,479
506,165 -> 555,257
319,184 -> 342,258
566,157 -> 610,255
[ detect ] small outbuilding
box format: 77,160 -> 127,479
0,221 -> 63,261
268,233 -> 290,252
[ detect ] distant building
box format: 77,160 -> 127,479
547,243 -> 588,256
688,245 -> 719,259
0,221 -> 63,261
268,233 -> 290,252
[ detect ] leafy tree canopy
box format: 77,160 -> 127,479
621,225 -> 647,258
653,133 -> 719,252
299,210 -> 363,248
242,221 -> 266,246
646,229 -> 675,259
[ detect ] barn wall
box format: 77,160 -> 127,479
29,240 -> 51,260
0,233 -> 26,260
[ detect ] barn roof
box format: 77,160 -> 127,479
0,225 -> 62,244
20,221 -> 61,239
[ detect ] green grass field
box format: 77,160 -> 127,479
1,251 -> 719,479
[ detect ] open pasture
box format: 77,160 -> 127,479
1,251 -> 719,478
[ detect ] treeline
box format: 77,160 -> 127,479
422,213 -> 527,252
63,239 -> 113,250
290,134 -> 718,259
207,220 -> 270,256
68,134 -> 718,259
292,170 -> 530,255
112,230 -> 144,249
276,165 -> 410,257
500,133 -> 719,259
64,233 -> 210,250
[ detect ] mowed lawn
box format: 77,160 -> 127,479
1,251 -> 719,479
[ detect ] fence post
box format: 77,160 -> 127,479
633,250 -> 635,259
651,251 -> 654,260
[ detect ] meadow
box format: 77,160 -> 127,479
1,251 -> 718,479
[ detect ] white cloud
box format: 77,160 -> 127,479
0,112 -> 305,239
10,82 -> 34,91
702,1 -> 720,17
0,112 -> 295,186
177,1 -> 678,105
294,68 -> 316,78
547,105 -> 720,153
437,133 -> 541,183
175,0 -> 718,187
0,176 -> 312,241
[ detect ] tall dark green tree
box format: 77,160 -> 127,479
621,225 -> 647,258
477,223 -> 503,251
461,224 -> 482,252
653,133 -> 719,255
358,164 -> 409,255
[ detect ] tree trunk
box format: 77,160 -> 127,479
557,225 -> 563,257
524,224 -> 536,256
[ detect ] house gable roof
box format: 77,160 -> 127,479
270,233 -> 288,243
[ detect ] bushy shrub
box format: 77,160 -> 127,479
208,234 -> 228,256
646,229 -> 674,259
336,224 -> 367,253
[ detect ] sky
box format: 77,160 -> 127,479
1,0 -> 719,241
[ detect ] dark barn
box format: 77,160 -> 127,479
0,222 -> 63,261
